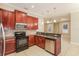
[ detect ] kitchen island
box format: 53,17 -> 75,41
29,32 -> 61,56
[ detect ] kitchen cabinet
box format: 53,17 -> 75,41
35,36 -> 39,46
38,36 -> 45,49
33,17 -> 38,30
35,36 -> 45,49
0,9 -> 15,29
26,16 -> 34,29
7,12 -> 15,29
5,38 -> 15,55
28,35 -> 35,46
2,9 -> 9,27
0,9 -> 2,20
15,10 -> 26,23
26,16 -> 38,30
41,37 -> 45,49
55,39 -> 61,55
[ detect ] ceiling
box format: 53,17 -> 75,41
10,3 -> 79,18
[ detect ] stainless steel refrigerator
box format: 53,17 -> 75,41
0,20 -> 5,56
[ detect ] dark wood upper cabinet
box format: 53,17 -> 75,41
0,9 -> 2,20
15,10 -> 26,23
0,9 -> 15,29
33,17 -> 38,30
7,12 -> 15,29
26,16 -> 34,29
0,9 -> 38,30
26,15 -> 38,30
2,9 -> 9,27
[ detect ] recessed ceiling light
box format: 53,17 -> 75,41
31,5 -> 35,8
53,19 -> 56,23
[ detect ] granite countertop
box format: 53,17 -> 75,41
35,34 -> 61,40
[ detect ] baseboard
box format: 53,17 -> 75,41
71,41 -> 79,46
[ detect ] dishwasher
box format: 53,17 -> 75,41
45,39 -> 55,54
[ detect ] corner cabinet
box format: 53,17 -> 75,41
35,36 -> 45,49
33,17 -> 38,30
26,16 -> 38,30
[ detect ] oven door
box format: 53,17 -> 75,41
16,38 -> 28,47
16,38 -> 28,52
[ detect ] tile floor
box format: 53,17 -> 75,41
7,45 -> 52,56
7,39 -> 79,56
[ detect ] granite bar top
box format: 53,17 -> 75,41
35,34 -> 61,40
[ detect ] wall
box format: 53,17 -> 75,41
56,15 -> 71,42
44,14 -> 71,42
37,18 -> 44,32
44,23 -> 54,33
53,23 -> 59,33
71,12 -> 79,44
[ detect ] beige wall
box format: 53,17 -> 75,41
37,18 -> 44,32
44,14 -> 71,42
53,23 -> 59,33
71,12 -> 79,44
44,23 -> 53,33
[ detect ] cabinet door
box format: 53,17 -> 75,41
2,10 -> 9,27
33,17 -> 38,30
15,10 -> 22,23
26,16 -> 34,29
55,39 -> 61,55
41,37 -> 45,49
35,36 -> 39,46
0,9 -> 2,20
5,38 -> 15,55
22,13 -> 26,23
7,12 -> 15,29
29,35 -> 35,46
38,37 -> 41,47
15,10 -> 26,23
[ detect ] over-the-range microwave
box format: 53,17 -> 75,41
15,23 -> 27,30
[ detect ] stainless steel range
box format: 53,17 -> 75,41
15,32 -> 28,52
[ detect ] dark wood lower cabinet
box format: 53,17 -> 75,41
55,39 -> 61,55
4,35 -> 61,56
35,36 -> 45,49
29,35 -> 35,46
34,36 -> 61,56
5,38 -> 15,55
35,36 -> 39,46
39,36 -> 45,49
